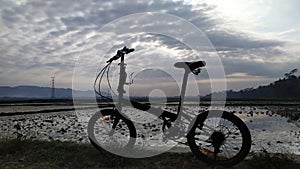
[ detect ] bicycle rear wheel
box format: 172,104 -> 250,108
187,111 -> 251,166
88,110 -> 136,156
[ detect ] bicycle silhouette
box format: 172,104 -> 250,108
88,46 -> 251,166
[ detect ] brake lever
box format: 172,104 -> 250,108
106,50 -> 122,63
125,72 -> 134,85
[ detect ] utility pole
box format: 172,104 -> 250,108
51,76 -> 55,99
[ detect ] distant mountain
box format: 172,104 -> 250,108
3,73 -> 300,100
0,85 -> 98,99
204,75 -> 300,100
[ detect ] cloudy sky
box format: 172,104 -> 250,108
1,0 -> 299,95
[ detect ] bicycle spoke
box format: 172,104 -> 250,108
187,111 -> 251,166
90,114 -> 134,149
194,137 -> 210,142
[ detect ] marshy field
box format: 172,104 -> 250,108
0,99 -> 299,168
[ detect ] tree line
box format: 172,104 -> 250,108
206,69 -> 300,100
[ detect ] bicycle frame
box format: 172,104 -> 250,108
115,53 -> 192,124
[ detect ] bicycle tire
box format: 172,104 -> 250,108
187,110 -> 251,166
88,110 -> 137,156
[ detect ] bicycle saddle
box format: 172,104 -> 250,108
174,61 -> 206,74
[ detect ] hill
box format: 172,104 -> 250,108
2,70 -> 300,100
0,86 -> 96,99
205,74 -> 300,100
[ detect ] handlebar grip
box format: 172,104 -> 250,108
106,47 -> 135,63
128,48 -> 135,53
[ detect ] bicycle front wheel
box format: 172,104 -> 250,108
187,111 -> 251,166
88,110 -> 136,156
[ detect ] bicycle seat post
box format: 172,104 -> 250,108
177,71 -> 189,116
174,60 -> 205,117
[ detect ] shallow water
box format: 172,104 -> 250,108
0,101 -> 299,155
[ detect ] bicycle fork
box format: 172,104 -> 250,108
107,54 -> 127,136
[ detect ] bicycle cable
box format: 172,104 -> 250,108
94,62 -> 113,103
94,63 -> 108,95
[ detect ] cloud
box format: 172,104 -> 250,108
207,30 -> 284,51
0,0 -> 297,93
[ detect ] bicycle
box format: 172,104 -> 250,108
88,46 -> 251,166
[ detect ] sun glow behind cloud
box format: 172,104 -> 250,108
186,0 -> 263,28
208,0 -> 265,20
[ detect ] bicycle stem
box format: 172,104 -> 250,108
117,55 -> 126,112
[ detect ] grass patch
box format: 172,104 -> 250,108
0,138 -> 127,169
247,153 -> 296,169
0,138 -> 299,169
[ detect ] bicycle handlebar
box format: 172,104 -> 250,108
106,46 -> 135,63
